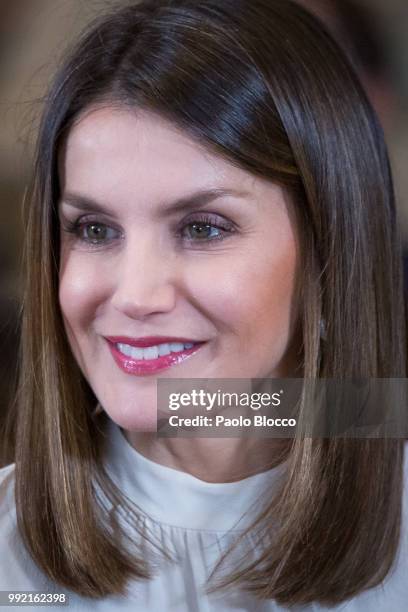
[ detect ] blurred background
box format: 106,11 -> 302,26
0,0 -> 407,465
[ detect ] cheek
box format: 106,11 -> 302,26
236,259 -> 297,352
184,237 -> 298,348
58,254 -> 107,331
249,244 -> 298,323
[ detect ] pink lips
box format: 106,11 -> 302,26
105,336 -> 204,376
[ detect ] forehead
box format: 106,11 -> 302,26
59,106 -> 258,198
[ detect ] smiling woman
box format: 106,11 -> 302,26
58,108 -> 300,432
0,0 -> 406,610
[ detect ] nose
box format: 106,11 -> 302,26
111,236 -> 177,319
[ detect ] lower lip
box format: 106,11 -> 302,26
107,341 -> 204,376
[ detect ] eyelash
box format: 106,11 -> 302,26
61,213 -> 236,249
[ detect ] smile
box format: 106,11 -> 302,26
105,337 -> 205,375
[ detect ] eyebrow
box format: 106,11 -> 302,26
59,188 -> 250,216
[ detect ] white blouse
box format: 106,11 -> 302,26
0,419 -> 407,611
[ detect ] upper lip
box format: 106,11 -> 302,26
105,336 -> 204,348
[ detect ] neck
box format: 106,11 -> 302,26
122,430 -> 291,483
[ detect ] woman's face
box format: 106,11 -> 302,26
58,107 -> 301,431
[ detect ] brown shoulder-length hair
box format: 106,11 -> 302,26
13,0 -> 406,606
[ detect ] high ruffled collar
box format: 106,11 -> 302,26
103,418 -> 288,532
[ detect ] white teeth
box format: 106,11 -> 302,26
169,342 -> 184,353
143,346 -> 159,360
158,343 -> 170,356
117,343 -> 134,357
130,347 -> 144,360
116,341 -> 197,361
